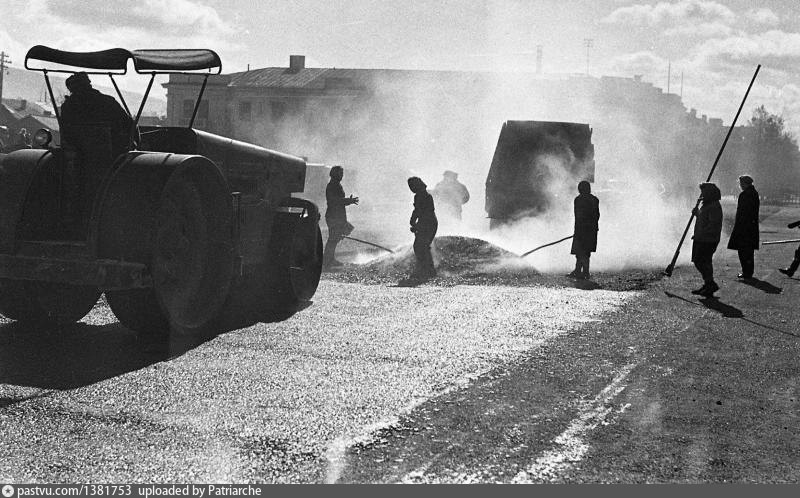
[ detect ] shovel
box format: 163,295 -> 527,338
520,235 -> 573,258
343,235 -> 396,254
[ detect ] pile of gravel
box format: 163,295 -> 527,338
326,235 -> 665,290
327,235 -> 539,285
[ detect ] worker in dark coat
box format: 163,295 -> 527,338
60,72 -> 133,156
408,176 -> 438,279
691,182 -> 723,296
568,180 -> 599,280
323,165 -> 358,269
432,170 -> 470,221
778,219 -> 800,277
727,174 -> 760,279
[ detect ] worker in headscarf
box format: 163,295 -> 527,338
323,165 -> 358,269
568,180 -> 599,280
408,176 -> 438,279
691,182 -> 723,297
727,174 -> 760,280
60,71 -> 133,156
432,170 -> 470,221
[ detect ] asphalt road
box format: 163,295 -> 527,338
1,206 -> 799,483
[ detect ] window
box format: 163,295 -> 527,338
270,101 -> 287,120
181,99 -> 208,120
182,99 -> 194,119
239,101 -> 252,121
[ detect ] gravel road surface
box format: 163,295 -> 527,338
0,273 -> 633,483
2,207 -> 799,483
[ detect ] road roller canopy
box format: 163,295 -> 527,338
26,45 -> 222,129
25,45 -> 222,75
130,50 -> 222,74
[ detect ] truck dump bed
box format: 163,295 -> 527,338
485,120 -> 595,226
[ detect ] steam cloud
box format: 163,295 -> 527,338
246,71 -> 735,274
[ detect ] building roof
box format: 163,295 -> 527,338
18,114 -> 59,131
3,98 -> 55,117
0,102 -> 25,124
225,66 -> 491,90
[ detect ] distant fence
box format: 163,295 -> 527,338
762,193 -> 800,206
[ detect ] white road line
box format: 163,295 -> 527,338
325,374 -> 479,483
512,362 -> 637,483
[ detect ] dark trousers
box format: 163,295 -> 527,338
692,241 -> 717,284
573,250 -> 591,277
413,227 -> 437,276
694,259 -> 715,284
737,248 -> 755,277
784,245 -> 800,276
323,229 -> 345,265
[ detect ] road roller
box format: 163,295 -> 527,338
0,46 -> 322,337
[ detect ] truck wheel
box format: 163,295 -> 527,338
0,279 -> 101,326
105,289 -> 170,336
267,199 -> 323,308
153,162 -> 234,336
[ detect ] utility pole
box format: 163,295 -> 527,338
0,51 -> 12,104
536,45 -> 542,74
583,38 -> 593,75
667,61 -> 671,93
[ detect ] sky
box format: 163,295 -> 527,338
1,0 -> 799,133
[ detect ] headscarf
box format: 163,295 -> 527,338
407,176 -> 427,193
699,182 -> 721,205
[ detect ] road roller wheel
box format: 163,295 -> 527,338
0,279 -> 101,326
152,162 -> 234,336
105,289 -> 170,336
266,199 -> 323,309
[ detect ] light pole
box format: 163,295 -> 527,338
583,39 -> 593,75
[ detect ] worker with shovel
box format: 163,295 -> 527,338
408,176 -> 438,279
323,165 -> 359,269
568,180 -> 599,280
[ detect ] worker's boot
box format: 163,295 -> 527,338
691,284 -> 708,295
567,259 -> 582,279
779,258 -> 799,277
700,281 -> 720,297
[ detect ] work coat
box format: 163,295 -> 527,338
727,185 -> 760,250
410,190 -> 438,235
325,180 -> 354,235
570,193 -> 600,254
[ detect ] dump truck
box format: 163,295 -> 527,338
485,120 -> 595,228
0,46 -> 322,337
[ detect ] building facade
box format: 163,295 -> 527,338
163,56 -> 794,202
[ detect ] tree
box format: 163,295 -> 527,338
745,105 -> 800,198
